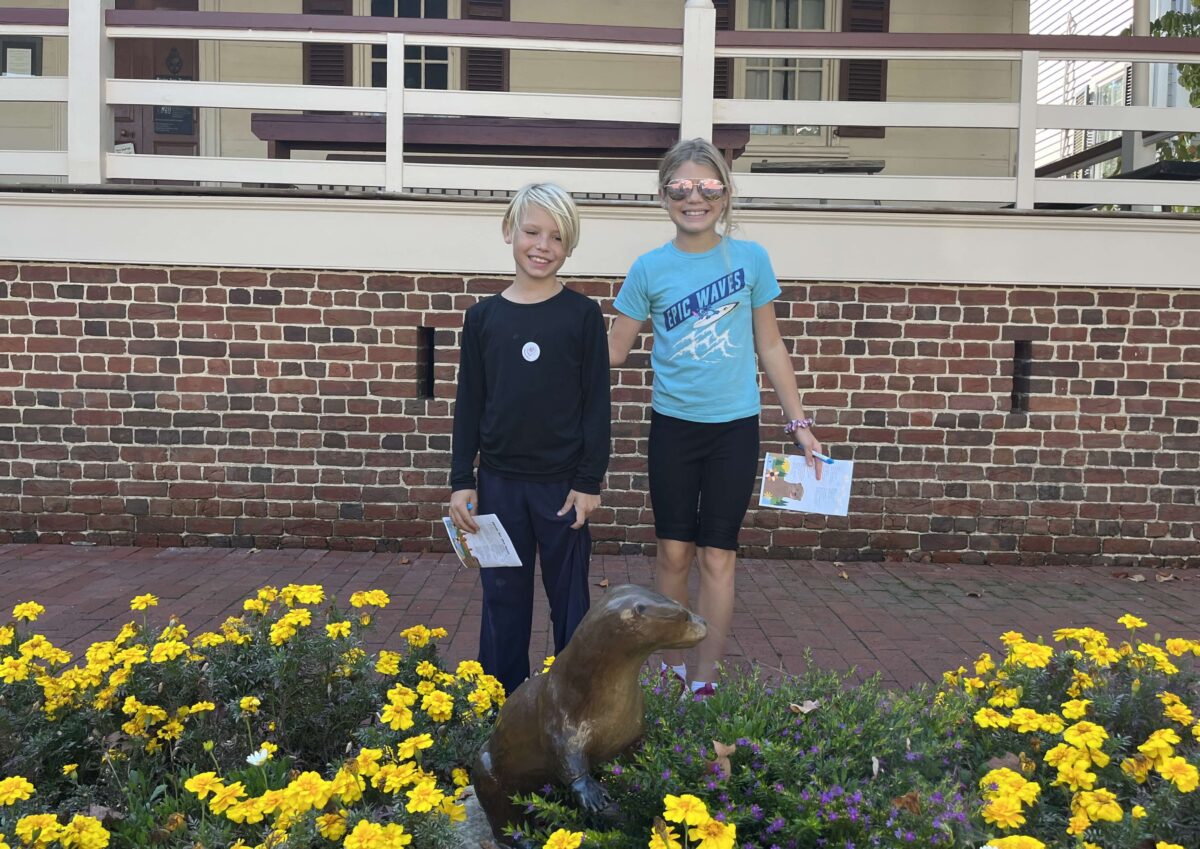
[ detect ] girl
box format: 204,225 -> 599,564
608,138 -> 822,696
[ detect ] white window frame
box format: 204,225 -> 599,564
738,0 -> 836,145
357,0 -> 460,90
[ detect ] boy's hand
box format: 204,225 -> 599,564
792,429 -> 825,481
449,489 -> 479,533
558,490 -> 600,529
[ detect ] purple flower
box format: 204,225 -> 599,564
766,817 -> 785,834
661,769 -> 672,781
610,765 -> 623,775
750,804 -> 764,821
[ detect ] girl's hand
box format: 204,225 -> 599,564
558,490 -> 600,529
793,429 -> 824,481
449,489 -> 479,533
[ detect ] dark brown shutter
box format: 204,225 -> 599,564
303,0 -> 352,87
837,0 -> 889,139
463,0 -> 509,91
713,0 -> 734,99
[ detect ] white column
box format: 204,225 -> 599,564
1121,0 -> 1155,194
1014,50 -> 1039,210
384,32 -> 405,193
680,0 -> 716,141
67,0 -> 115,185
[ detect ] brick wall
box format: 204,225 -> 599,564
1,262 -> 1197,567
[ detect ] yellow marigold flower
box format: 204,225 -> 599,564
325,621 -> 351,639
268,622 -> 296,646
1066,811 -> 1090,836
239,696 -> 261,714
60,814 -> 110,849
542,655 -> 557,673
0,624 -> 13,645
1132,805 -> 1146,818
1063,721 -> 1108,750
1008,642 -> 1053,669
330,767 -> 364,805
349,589 -> 390,608
315,812 -> 347,842
15,813 -> 61,846
456,659 -> 484,680
1157,756 -> 1199,792
1043,743 -> 1077,768
1067,670 -> 1095,697
650,822 -> 682,849
189,701 -> 215,714
400,625 -> 431,647
431,627 -> 447,639
129,594 -> 158,611
1139,728 -> 1181,765
415,660 -> 438,679
208,781 -> 247,815
1086,644 -> 1120,666
974,709 -> 1012,729
1075,787 -> 1122,823
191,632 -> 225,648
451,767 -> 470,787
1121,754 -> 1153,783
375,651 -> 401,676
149,640 -> 187,663
12,602 -> 45,622
0,776 -> 35,805
963,677 -> 985,691
422,690 -> 454,723
184,772 -> 222,800
382,823 -> 413,846
0,657 -> 29,684
1052,760 -> 1096,792
1163,701 -> 1195,726
380,701 -> 414,732
468,688 -> 493,716
62,764 -> 77,777
543,829 -> 584,849
663,794 -> 709,826
1061,699 -> 1090,719
352,748 -> 384,778
388,683 -> 418,705
286,771 -> 333,812
343,820 -> 383,849
988,687 -> 1020,709
1164,638 -> 1193,657
974,652 -> 995,675
441,797 -> 467,823
243,598 -> 269,615
1157,843 -> 1186,849
1118,613 -> 1147,630
395,733 -> 433,761
999,631 -> 1025,646
987,838 -> 1046,849
416,680 -> 435,695
984,796 -> 1022,829
688,817 -> 735,849
405,779 -> 444,814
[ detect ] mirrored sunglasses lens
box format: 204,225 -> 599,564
698,181 -> 726,199
664,180 -> 692,200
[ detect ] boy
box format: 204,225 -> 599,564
449,183 -> 610,697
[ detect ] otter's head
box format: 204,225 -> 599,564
603,584 -> 707,652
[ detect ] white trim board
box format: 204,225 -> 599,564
0,193 -> 1196,288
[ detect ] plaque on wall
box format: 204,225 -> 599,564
153,74 -> 195,135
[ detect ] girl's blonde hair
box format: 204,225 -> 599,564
502,182 -> 581,254
657,137 -> 736,235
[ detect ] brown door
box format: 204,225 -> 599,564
113,0 -> 200,158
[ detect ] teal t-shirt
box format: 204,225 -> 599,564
613,237 -> 781,423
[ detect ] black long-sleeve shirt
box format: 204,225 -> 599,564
451,288 -> 611,494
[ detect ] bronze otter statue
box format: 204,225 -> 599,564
472,584 -> 707,843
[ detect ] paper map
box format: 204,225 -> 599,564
442,514 -> 523,568
759,452 -> 854,517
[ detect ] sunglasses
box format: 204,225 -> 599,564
663,178 -> 727,201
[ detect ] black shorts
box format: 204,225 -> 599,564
647,411 -> 760,552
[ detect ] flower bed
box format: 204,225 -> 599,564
0,588 -> 1196,849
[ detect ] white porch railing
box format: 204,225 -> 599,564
2,1 -> 1200,210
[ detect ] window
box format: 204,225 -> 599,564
370,0 -> 450,90
1,37 -> 42,77
746,0 -> 826,137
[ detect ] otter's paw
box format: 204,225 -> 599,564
569,775 -> 610,812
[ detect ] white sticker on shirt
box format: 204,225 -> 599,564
522,342 -> 541,362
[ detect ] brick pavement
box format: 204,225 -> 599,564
2,544 -> 1197,691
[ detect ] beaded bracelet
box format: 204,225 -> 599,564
784,417 -> 814,434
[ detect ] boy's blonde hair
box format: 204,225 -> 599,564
502,183 -> 581,255
658,137 -> 736,235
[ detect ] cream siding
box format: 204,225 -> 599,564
0,0 -> 67,170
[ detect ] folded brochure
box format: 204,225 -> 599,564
759,452 -> 853,517
442,514 -> 523,568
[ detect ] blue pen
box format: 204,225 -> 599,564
466,502 -> 474,510
814,454 -> 835,465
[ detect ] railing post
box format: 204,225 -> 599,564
1122,0 -> 1155,207
1014,50 -> 1039,211
385,32 -> 405,193
680,0 -> 716,141
67,0 -> 114,185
